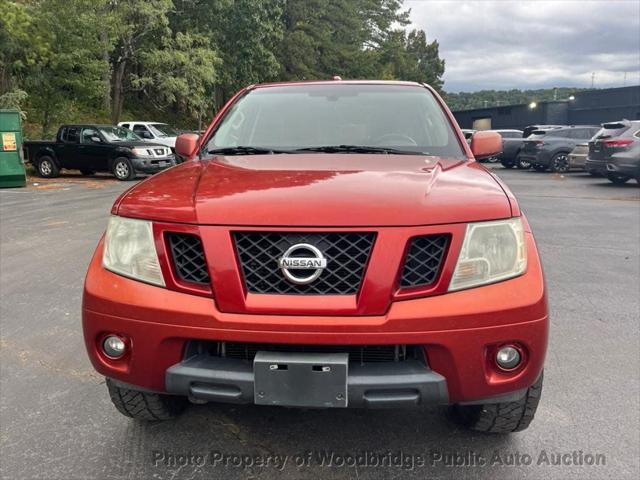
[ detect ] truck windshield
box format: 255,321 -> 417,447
207,84 -> 465,158
99,126 -> 141,142
149,123 -> 178,137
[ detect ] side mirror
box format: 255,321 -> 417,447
142,131 -> 153,139
175,133 -> 200,158
470,131 -> 502,159
91,136 -> 102,143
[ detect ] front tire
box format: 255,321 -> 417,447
37,156 -> 60,178
106,379 -> 187,420
112,157 -> 136,181
550,153 -> 570,173
450,373 -> 543,433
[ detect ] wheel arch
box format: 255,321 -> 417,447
36,148 -> 60,167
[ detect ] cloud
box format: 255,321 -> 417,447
405,0 -> 640,92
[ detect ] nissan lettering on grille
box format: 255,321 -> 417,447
277,244 -> 327,285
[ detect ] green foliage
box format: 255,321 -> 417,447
0,89 -> 28,117
377,29 -> 444,92
3,0 -> 447,136
279,0 -> 411,81
446,87 -> 589,111
134,32 -> 219,117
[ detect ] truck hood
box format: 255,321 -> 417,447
115,154 -> 513,226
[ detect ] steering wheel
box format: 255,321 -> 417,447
373,133 -> 418,147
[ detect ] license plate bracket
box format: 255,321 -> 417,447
253,351 -> 348,408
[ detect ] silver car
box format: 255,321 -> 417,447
568,143 -> 589,171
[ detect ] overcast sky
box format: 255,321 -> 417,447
406,0 -> 640,92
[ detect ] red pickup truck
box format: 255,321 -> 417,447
83,81 -> 548,433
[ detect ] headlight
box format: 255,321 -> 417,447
102,216 -> 165,286
131,147 -> 151,157
449,217 -> 526,291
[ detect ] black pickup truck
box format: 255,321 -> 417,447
23,124 -> 176,180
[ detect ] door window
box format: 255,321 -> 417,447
63,127 -> 80,143
81,128 -> 101,144
133,124 -> 151,138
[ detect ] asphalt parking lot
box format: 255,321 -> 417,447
1,168 -> 638,480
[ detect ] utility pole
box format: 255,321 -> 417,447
483,100 -> 488,108
591,72 -> 596,88
553,87 -> 557,101
624,72 -> 627,87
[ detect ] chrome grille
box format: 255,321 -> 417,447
167,233 -> 210,284
233,232 -> 375,295
400,234 -> 449,288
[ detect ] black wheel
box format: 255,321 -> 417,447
111,157 -> 136,181
450,373 -> 543,433
532,163 -> 548,172
106,379 -> 188,420
486,156 -> 500,164
606,174 -> 630,185
550,153 -> 570,173
37,155 -> 60,178
80,169 -> 95,176
516,155 -> 531,169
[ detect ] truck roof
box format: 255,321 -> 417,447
117,121 -> 168,125
250,79 -> 425,90
59,124 -> 114,128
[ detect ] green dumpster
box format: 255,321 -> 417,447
0,109 -> 27,188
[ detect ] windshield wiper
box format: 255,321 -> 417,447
208,146 -> 293,155
293,145 -> 427,155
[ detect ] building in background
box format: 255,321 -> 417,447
452,86 -> 640,130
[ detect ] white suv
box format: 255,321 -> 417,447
118,122 -> 178,150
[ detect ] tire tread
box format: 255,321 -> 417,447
106,379 -> 186,421
451,373 -> 543,434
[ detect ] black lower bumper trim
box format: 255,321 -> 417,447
165,354 -> 449,408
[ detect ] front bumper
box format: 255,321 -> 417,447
131,155 -> 176,173
165,355 -> 451,408
83,231 -> 548,406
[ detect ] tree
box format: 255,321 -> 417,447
279,0 -> 410,81
172,0 -> 284,107
104,0 -> 173,123
378,29 -> 445,92
132,31 -> 219,119
12,0 -> 110,135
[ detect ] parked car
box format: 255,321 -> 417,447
23,125 -> 176,180
83,80 -> 548,434
522,124 -> 563,138
118,121 -> 179,149
567,143 -> 589,171
586,120 -> 640,184
519,125 -> 600,172
461,128 -> 475,145
493,129 -> 524,168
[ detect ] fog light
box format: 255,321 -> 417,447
496,345 -> 521,370
102,335 -> 126,359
